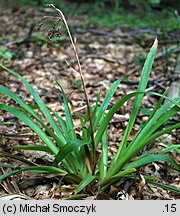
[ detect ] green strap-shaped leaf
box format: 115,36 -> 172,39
98,168 -> 136,190
115,39 -> 158,160
93,80 -> 120,131
12,145 -> 52,153
0,64 -> 66,145
143,122 -> 180,147
99,126 -> 108,181
0,151 -> 37,166
124,154 -> 180,171
95,92 -> 143,147
126,102 -> 180,156
148,181 -> 180,194
144,106 -> 179,137
129,97 -> 180,147
149,92 -> 180,108
160,144 -> 180,155
52,139 -> 90,166
54,112 -> 71,143
0,85 -> 64,147
140,89 -> 168,128
55,111 -> 89,174
55,78 -> 77,140
0,166 -> 67,181
107,100 -> 180,178
127,105 -> 179,152
75,174 -> 95,194
91,89 -> 102,123
0,163 -> 15,169
0,122 -> 15,125
0,104 -> 59,154
62,173 -> 82,184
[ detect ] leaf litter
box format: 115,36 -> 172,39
0,3 -> 179,200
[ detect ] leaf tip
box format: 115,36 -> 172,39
153,38 -> 158,47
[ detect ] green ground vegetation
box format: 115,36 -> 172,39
5,0 -> 180,31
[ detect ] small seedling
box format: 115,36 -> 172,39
0,48 -> 16,60
134,50 -> 147,66
70,78 -> 82,89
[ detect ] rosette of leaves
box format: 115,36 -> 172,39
0,5 -> 179,198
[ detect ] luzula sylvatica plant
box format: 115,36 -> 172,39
0,4 -> 180,197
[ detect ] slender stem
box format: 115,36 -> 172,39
49,4 -> 96,172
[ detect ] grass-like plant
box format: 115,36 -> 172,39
0,4 -> 180,198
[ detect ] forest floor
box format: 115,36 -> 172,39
0,2 -> 179,200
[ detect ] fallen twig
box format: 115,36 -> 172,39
155,45 -> 180,60
75,28 -> 157,38
5,24 -> 35,47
